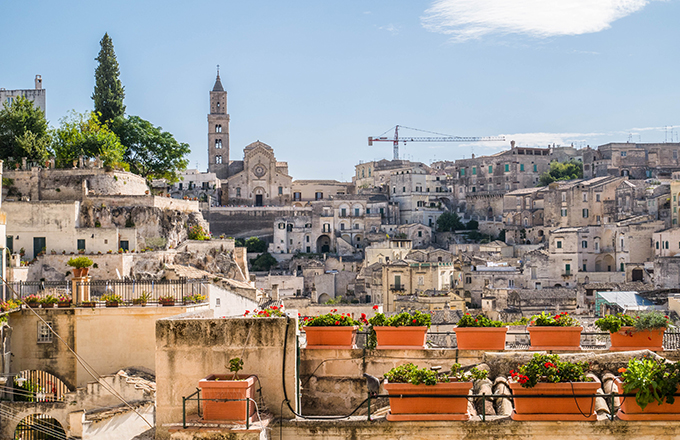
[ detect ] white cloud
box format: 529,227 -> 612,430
379,24 -> 400,35
422,0 -> 653,41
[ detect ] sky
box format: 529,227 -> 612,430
2,0 -> 680,181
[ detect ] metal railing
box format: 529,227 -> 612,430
8,281 -> 71,299
80,279 -> 208,303
181,387 -> 260,430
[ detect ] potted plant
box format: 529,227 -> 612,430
25,294 -> 40,308
301,309 -> 364,349
57,294 -> 72,308
383,362 -> 488,421
454,313 -> 507,350
528,311 -> 583,350
369,310 -> 431,349
616,357 -> 680,420
80,300 -> 97,308
102,293 -> 122,307
183,294 -> 207,305
595,311 -> 671,352
509,353 -> 599,421
132,291 -> 152,306
198,357 -> 257,422
67,256 -> 93,277
39,294 -> 58,308
158,295 -> 175,306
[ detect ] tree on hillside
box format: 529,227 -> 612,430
0,96 -> 52,164
92,33 -> 125,122
436,211 -> 464,232
111,116 -> 190,182
53,111 -> 126,168
538,160 -> 583,186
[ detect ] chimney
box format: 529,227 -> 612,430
510,140 -> 515,149
35,75 -> 42,90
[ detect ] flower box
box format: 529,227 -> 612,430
609,327 -> 665,352
198,374 -> 257,422
374,326 -> 428,349
510,382 -> 601,421
105,301 -> 119,308
615,378 -> 680,420
57,302 -> 71,308
304,326 -> 357,349
132,299 -> 147,306
26,302 -> 39,308
384,381 -> 473,421
159,299 -> 175,307
40,303 -> 55,309
454,327 -> 507,350
528,326 -> 583,351
80,301 -> 96,308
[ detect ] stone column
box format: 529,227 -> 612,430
72,276 -> 91,304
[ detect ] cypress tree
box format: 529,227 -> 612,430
92,33 -> 125,122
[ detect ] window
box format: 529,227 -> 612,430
621,151 -> 627,157
583,263 -> 587,271
354,208 -> 360,216
472,167 -> 477,175
315,192 -> 323,200
582,240 -> 588,248
561,192 -> 567,202
77,239 -> 86,251
488,165 -> 493,173
505,164 -> 510,172
353,223 -> 359,229
460,168 -> 465,176
565,264 -> 571,275
215,139 -> 222,149
341,208 -> 347,217
323,223 -> 330,232
236,187 -> 241,197
293,192 -> 301,201
418,276 -> 424,286
418,230 -> 422,237
368,168 -> 371,177
402,186 -> 406,193
37,321 -> 53,343
278,186 -> 283,195
120,240 -> 129,251
366,208 -> 370,214
595,242 -> 600,251
520,164 -> 524,172
361,169 -> 365,178
583,192 -> 588,202
306,236 -> 310,243
216,125 -> 222,133
472,187 -> 476,192
621,238 -> 624,249
656,241 -> 659,249
289,239 -> 293,245
666,241 -> 670,249
533,164 -> 537,172
465,276 -> 472,284
340,223 -> 345,230
620,262 -> 624,272
278,222 -> 285,229
556,240 -> 562,249
596,194 -> 601,202
215,155 -> 222,164
561,208 -> 567,217
675,150 -> 678,160
582,208 -> 589,218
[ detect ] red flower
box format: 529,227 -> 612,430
361,313 -> 366,319
298,313 -> 301,316
245,310 -> 250,314
271,306 -> 278,310
335,321 -> 339,325
373,305 -> 379,310
544,362 -> 556,369
412,319 -> 417,323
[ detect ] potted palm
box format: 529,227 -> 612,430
454,313 -> 507,350
595,311 -> 671,351
132,291 -> 152,306
528,311 -> 583,350
302,309 -> 364,349
383,362 -> 487,421
198,357 -> 257,422
509,353 -> 599,421
616,357 -> 680,420
102,293 -> 122,307
369,310 -> 431,349
67,256 -> 93,278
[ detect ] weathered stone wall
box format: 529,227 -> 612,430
206,206 -> 312,239
155,316 -> 299,440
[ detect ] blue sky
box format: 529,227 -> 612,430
2,0 -> 680,180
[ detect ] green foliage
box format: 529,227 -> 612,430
66,256 -> 93,268
228,357 -> 244,380
456,313 -> 503,328
436,212 -> 464,232
302,309 -> 364,327
511,353 -> 591,388
249,252 -> 278,271
244,237 -> 267,253
368,310 -> 431,328
53,111 -> 125,167
466,219 -> 479,230
538,160 -> 583,186
620,357 -> 680,410
0,96 -> 52,164
14,378 -> 40,402
595,311 -> 671,333
110,115 -> 190,182
39,294 -> 58,305
101,293 -> 122,303
384,362 -> 488,385
187,224 -> 209,240
92,33 -> 125,122
530,311 -> 580,327
244,305 -> 285,317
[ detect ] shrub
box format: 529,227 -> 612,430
620,357 -> 680,410
510,353 -> 591,388
456,313 -> 503,328
595,311 -> 671,333
188,224 -> 209,240
66,256 -> 93,268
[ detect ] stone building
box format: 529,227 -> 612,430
291,180 -> 353,206
389,168 -> 447,226
583,142 -> 680,179
543,176 -> 623,228
354,159 -> 427,190
207,70 -> 230,179
0,75 -> 45,112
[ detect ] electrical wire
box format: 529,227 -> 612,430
0,276 -> 154,429
0,403 -> 68,439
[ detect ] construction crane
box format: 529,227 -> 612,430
368,125 -> 506,160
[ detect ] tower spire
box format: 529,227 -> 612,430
217,64 -> 220,78
212,65 -> 224,92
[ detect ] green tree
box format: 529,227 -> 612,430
111,116 -> 190,182
436,212 -> 464,232
53,111 -> 126,168
250,252 -> 278,271
0,96 -> 52,164
538,160 -> 583,186
92,33 -> 125,122
244,237 -> 267,253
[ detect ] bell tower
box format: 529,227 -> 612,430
208,66 -> 230,179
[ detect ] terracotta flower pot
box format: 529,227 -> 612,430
510,382 -> 601,421
374,326 -> 428,349
609,327 -> 665,352
384,381 -> 473,421
528,326 -> 583,350
615,378 -> 680,420
198,374 -> 257,422
454,327 -> 508,350
304,326 -> 357,349
72,267 -> 90,278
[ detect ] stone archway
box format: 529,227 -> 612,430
318,293 -> 331,304
316,235 -> 331,253
14,413 -> 67,440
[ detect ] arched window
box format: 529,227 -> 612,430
215,155 -> 222,164
215,125 -> 222,133
215,139 -> 222,149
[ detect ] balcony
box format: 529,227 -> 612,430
390,284 -> 406,292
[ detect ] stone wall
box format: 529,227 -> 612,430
206,206 -> 312,239
155,316 -> 299,440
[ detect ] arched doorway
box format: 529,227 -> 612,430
14,414 -> 66,439
15,370 -> 71,402
318,293 -> 331,304
316,235 -> 331,253
632,268 -> 644,282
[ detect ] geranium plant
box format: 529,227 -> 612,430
369,310 -> 432,328
39,295 -> 58,305
530,311 -> 580,327
302,309 -> 362,327
456,313 -> 503,328
25,294 -> 41,304
595,311 -> 671,333
510,353 -> 592,388
57,294 -> 72,303
244,305 -> 286,318
619,357 -> 680,410
384,362 -> 488,385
